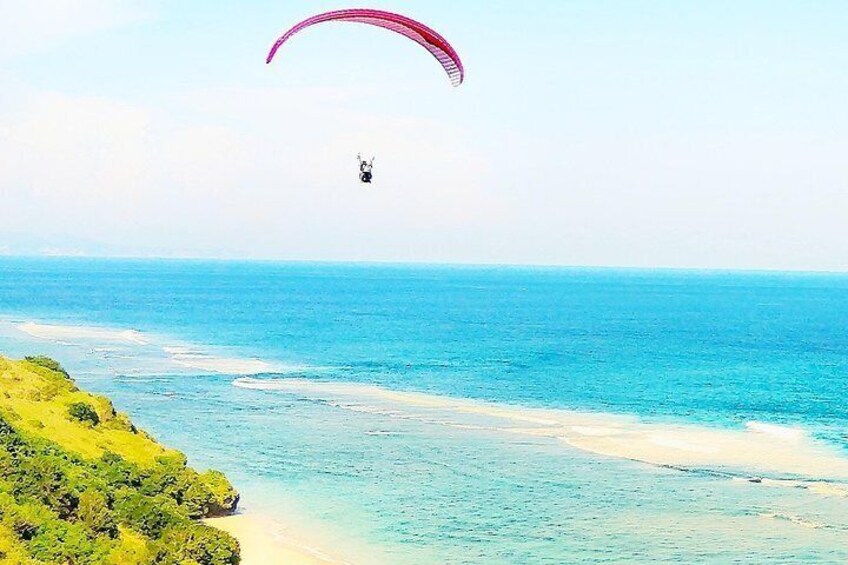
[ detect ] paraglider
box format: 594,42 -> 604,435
357,154 -> 374,184
266,9 -> 465,87
266,9 -> 464,184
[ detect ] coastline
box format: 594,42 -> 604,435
205,512 -> 352,565
0,355 -> 242,563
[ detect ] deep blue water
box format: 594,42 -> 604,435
1,257 -> 847,563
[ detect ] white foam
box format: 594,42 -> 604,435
17,321 -> 148,345
746,421 -> 806,442
165,344 -> 299,375
171,355 -> 276,375
757,478 -> 848,498
163,346 -> 194,356
760,512 -> 826,529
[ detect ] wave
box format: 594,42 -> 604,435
759,512 -> 829,530
760,512 -> 845,530
164,345 -> 329,376
751,477 -> 848,498
168,350 -> 279,375
233,377 -> 848,489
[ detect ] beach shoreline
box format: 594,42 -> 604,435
205,512 -> 351,565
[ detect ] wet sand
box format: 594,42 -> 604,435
206,513 -> 349,565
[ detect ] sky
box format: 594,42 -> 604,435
1,0 -> 847,270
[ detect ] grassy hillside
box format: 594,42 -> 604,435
0,356 -> 240,565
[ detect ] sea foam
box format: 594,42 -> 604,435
745,421 -> 806,442
17,321 -> 148,345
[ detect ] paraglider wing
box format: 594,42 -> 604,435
267,9 -> 464,87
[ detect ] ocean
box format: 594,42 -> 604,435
1,257 -> 847,563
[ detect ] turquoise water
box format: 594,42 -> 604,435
1,258 -> 848,562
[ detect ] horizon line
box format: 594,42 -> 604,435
2,253 -> 847,276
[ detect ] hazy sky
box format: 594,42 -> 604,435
1,0 -> 846,270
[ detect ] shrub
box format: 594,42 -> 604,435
5,501 -> 51,541
182,481 -> 214,519
113,492 -> 176,538
97,452 -> 143,489
76,489 -> 117,537
200,471 -> 240,517
27,518 -> 112,565
104,526 -> 150,565
24,356 -> 70,378
151,523 -> 240,565
140,459 -> 189,501
68,402 -> 100,427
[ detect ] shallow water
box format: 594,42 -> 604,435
1,258 -> 847,562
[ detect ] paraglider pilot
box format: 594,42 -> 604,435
357,154 -> 374,183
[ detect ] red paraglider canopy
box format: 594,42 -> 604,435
266,9 -> 465,87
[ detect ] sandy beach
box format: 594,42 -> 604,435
205,513 -> 347,565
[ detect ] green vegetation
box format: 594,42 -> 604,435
68,402 -> 101,427
23,357 -> 70,378
0,356 -> 240,564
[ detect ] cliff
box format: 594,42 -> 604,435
0,355 -> 240,565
